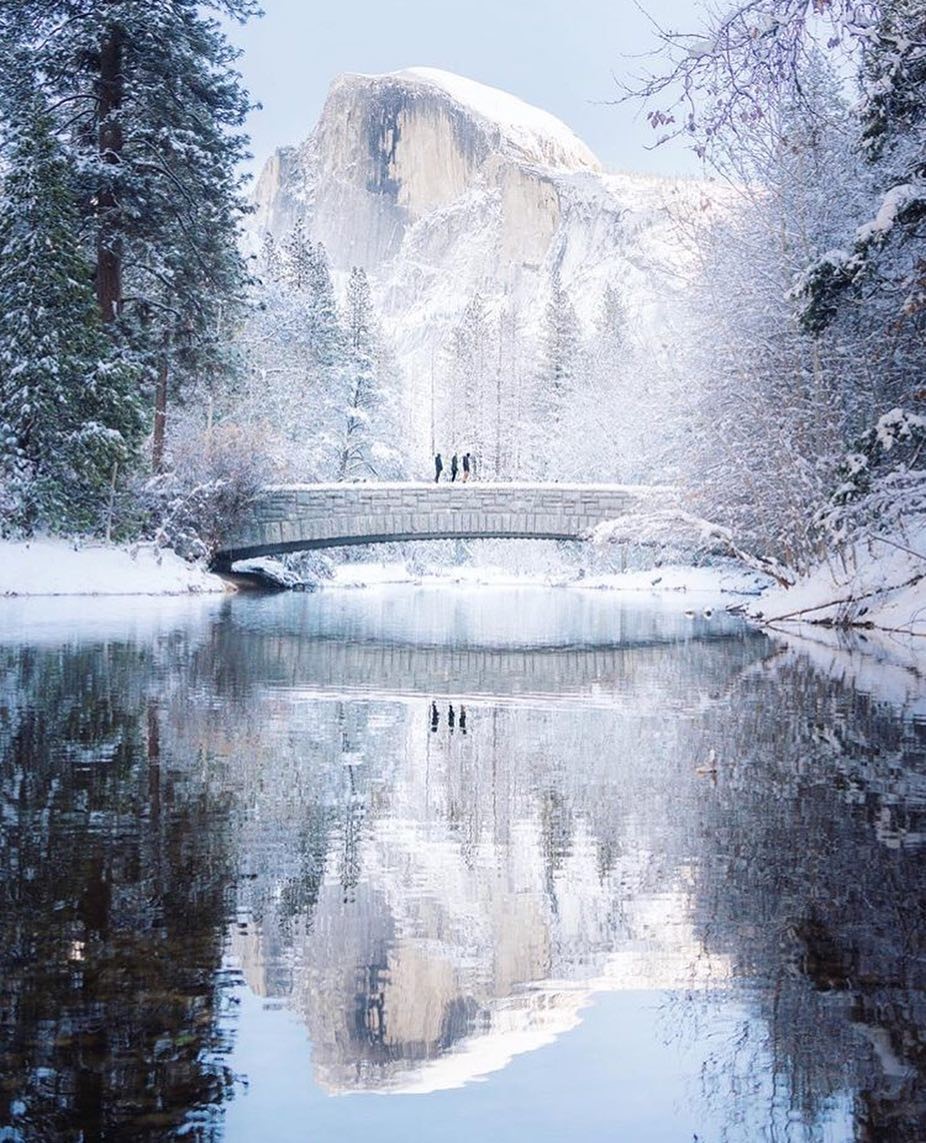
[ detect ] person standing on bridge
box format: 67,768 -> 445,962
450,453 -> 459,482
434,453 -> 443,483
462,453 -> 470,482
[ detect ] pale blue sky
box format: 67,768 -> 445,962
225,0 -> 705,179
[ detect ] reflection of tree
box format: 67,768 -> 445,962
0,645 -> 235,1140
14,603 -> 926,1134
539,786 -> 575,915
339,763 -> 367,903
688,654 -> 926,1141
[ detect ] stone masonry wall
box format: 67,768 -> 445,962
217,483 -> 640,562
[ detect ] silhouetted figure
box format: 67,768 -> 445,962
462,453 -> 470,482
434,453 -> 443,482
459,706 -> 467,734
448,704 -> 455,732
450,454 -> 459,482
430,702 -> 439,732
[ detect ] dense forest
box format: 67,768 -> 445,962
0,1 -> 924,596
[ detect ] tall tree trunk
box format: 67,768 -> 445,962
96,20 -> 124,322
152,353 -> 168,473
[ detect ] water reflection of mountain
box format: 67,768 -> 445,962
201,610 -> 769,1096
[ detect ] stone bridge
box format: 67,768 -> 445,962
214,482 -> 654,567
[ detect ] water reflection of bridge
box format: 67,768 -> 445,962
249,630 -> 765,703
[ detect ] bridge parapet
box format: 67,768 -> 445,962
216,482 -> 654,564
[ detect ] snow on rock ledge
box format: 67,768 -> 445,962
0,539 -> 226,597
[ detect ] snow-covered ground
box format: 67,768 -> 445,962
0,539 -> 226,597
749,528 -> 926,636
329,558 -> 769,606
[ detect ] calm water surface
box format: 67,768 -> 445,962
1,587 -> 924,1141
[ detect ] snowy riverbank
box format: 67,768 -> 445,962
0,539 -> 226,596
0,541 -> 769,603
748,528 -> 926,636
327,559 -> 770,604
3,535 -> 923,647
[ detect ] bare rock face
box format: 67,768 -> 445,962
252,68 -> 601,278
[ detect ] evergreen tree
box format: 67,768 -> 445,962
802,0 -> 926,329
306,244 -> 344,370
0,98 -> 142,533
338,267 -> 403,480
593,286 -> 627,385
447,292 -> 493,465
280,221 -> 315,292
1,0 -> 258,474
277,226 -> 342,368
539,271 -> 581,433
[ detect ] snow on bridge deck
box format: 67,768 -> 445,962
214,482 -> 666,566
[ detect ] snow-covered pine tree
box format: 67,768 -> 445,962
801,0 -> 926,330
337,267 -> 404,481
0,96 -> 142,534
558,285 -> 628,482
279,221 -> 315,292
1,0 -> 258,474
537,270 -> 582,476
306,244 -> 344,371
276,226 -> 343,369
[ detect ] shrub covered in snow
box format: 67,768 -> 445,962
141,422 -> 281,562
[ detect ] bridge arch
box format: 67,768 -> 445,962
214,482 -> 648,567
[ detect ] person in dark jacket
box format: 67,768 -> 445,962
450,454 -> 459,482
434,453 -> 443,482
462,453 -> 470,482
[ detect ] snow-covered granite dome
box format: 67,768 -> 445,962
388,67 -> 602,173
252,67 -> 601,266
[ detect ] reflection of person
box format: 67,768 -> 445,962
448,704 -> 455,732
434,454 -> 443,483
450,454 -> 459,482
462,453 -> 470,482
430,702 -> 439,732
459,706 -> 467,734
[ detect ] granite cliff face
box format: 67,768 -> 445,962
252,68 -> 602,277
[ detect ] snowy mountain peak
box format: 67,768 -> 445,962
250,67 -> 711,460
385,67 -> 602,173
253,66 -> 604,269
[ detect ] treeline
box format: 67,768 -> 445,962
435,276 -> 663,484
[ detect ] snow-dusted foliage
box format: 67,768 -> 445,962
630,13 -> 926,577
191,228 -> 409,493
141,421 -> 280,562
337,268 -> 406,480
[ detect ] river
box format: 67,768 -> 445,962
1,586 -> 924,1141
